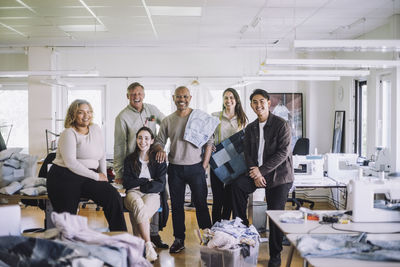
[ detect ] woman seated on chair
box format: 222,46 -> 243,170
122,126 -> 167,262
47,99 -> 127,231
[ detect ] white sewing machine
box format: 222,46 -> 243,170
325,153 -> 359,181
347,179 -> 400,222
293,155 -> 324,180
364,147 -> 391,177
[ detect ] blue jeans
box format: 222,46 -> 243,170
168,162 -> 212,240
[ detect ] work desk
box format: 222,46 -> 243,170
286,233 -> 400,267
266,210 -> 400,267
290,176 -> 347,209
293,176 -> 345,187
266,210 -> 400,234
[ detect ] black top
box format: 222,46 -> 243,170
122,152 -> 169,230
122,153 -> 167,193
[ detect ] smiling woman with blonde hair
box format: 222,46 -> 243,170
46,99 -> 127,231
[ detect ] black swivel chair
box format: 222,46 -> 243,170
287,138 -> 315,209
0,132 -> 6,152
292,138 -> 310,155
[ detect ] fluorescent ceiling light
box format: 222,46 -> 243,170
0,70 -> 99,78
40,79 -> 75,87
0,21 -> 27,37
258,69 -> 370,77
78,0 -> 104,26
59,25 -> 107,32
0,47 -> 26,54
264,59 -> 400,68
294,40 -> 400,52
149,6 -> 202,16
15,0 -> 36,14
141,0 -> 158,39
243,76 -> 340,81
230,81 -> 258,88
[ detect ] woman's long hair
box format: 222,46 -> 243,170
222,88 -> 248,129
64,99 -> 94,128
129,126 -> 156,175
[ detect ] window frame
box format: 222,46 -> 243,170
354,80 -> 367,157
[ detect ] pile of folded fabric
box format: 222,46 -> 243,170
0,148 -> 43,196
0,212 -> 151,267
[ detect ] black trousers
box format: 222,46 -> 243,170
47,164 -> 127,231
168,163 -> 212,240
210,169 -> 232,224
231,174 -> 292,258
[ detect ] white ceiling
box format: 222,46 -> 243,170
0,0 -> 399,48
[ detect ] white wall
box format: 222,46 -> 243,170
2,16 -> 399,164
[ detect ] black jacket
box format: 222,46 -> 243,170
122,153 -> 169,230
243,112 -> 294,188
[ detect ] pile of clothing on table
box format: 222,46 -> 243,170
0,148 -> 45,196
296,233 -> 400,262
201,217 -> 260,258
0,212 -> 151,267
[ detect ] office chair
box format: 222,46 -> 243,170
0,132 -> 6,152
292,138 -> 310,155
287,138 -> 315,209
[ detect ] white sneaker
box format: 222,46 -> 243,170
145,241 -> 158,262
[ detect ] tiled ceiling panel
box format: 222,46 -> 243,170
0,0 -> 398,47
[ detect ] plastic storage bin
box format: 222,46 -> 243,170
200,242 -> 259,267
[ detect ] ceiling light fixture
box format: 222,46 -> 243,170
0,21 -> 27,37
294,39 -> 400,52
230,81 -> 259,88
59,25 -> 107,32
330,17 -> 366,35
149,6 -> 202,16
263,59 -> 400,68
0,70 -> 99,78
251,17 -> 261,28
258,69 -> 370,77
78,0 -> 104,26
40,79 -> 75,88
240,25 -> 249,34
243,76 -> 340,81
141,0 -> 158,39
15,0 -> 36,14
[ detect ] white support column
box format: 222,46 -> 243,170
392,67 -> 400,172
28,47 -> 55,159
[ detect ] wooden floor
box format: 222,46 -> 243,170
19,201 -> 333,267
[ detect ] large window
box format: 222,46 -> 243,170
145,89 -> 172,116
207,89 -> 225,113
0,88 -> 28,149
355,81 -> 368,157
